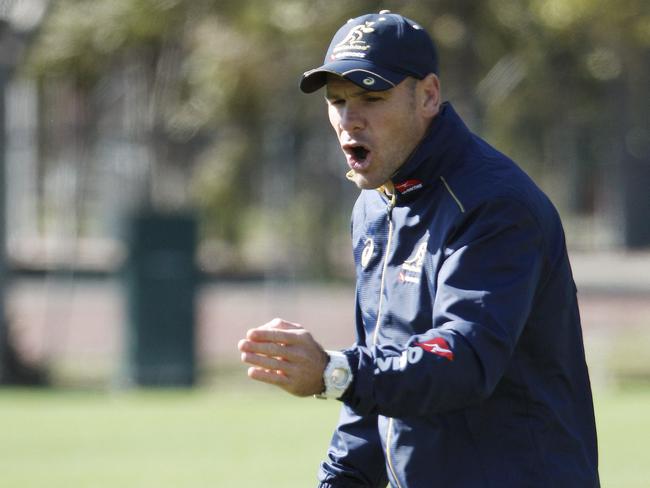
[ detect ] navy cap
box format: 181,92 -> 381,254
300,10 -> 438,93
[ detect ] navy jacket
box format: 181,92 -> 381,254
318,103 -> 599,487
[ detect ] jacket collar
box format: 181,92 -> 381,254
387,102 -> 472,201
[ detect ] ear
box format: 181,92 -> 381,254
419,73 -> 441,118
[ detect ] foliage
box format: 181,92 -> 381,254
22,0 -> 650,276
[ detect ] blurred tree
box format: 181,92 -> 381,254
1,0 -> 50,384
484,0 -> 650,246
24,0 -> 373,276
20,0 -> 650,282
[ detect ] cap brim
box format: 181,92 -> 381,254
299,59 -> 408,93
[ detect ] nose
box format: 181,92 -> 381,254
338,105 -> 365,132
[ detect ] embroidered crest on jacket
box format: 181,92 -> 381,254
399,241 -> 427,284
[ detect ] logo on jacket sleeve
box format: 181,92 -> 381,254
374,346 -> 424,374
415,338 -> 454,361
372,339 -> 454,374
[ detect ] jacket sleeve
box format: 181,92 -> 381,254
340,198 -> 546,417
317,404 -> 389,487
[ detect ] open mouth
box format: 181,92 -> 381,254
342,141 -> 372,171
351,146 -> 369,161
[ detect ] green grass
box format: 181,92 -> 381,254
0,381 -> 340,488
0,378 -> 649,487
594,384 -> 650,488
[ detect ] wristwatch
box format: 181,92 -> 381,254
315,351 -> 353,400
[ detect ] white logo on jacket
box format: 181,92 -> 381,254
374,346 -> 424,374
399,240 -> 427,284
361,237 -> 374,268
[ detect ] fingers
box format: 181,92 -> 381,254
247,367 -> 290,387
240,351 -> 288,372
238,338 -> 301,362
246,320 -> 307,345
238,317 -> 328,396
246,328 -> 298,345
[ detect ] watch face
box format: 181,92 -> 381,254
331,367 -> 350,388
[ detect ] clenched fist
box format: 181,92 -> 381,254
237,318 -> 329,397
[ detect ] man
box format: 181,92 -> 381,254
238,10 -> 599,488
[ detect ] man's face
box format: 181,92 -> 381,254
326,76 -> 431,190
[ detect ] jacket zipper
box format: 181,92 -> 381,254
386,418 -> 403,488
370,188 -> 403,488
371,211 -> 393,347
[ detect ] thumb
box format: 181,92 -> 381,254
261,317 -> 303,330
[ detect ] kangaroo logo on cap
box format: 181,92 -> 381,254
332,21 -> 375,59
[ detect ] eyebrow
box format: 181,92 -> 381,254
325,89 -> 383,101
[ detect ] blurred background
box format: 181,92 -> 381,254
0,0 -> 648,486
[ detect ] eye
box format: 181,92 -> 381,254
327,98 -> 345,106
363,95 -> 384,103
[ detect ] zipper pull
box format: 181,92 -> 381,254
381,180 -> 397,221
387,195 -> 396,221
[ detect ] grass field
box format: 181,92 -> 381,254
0,375 -> 649,487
